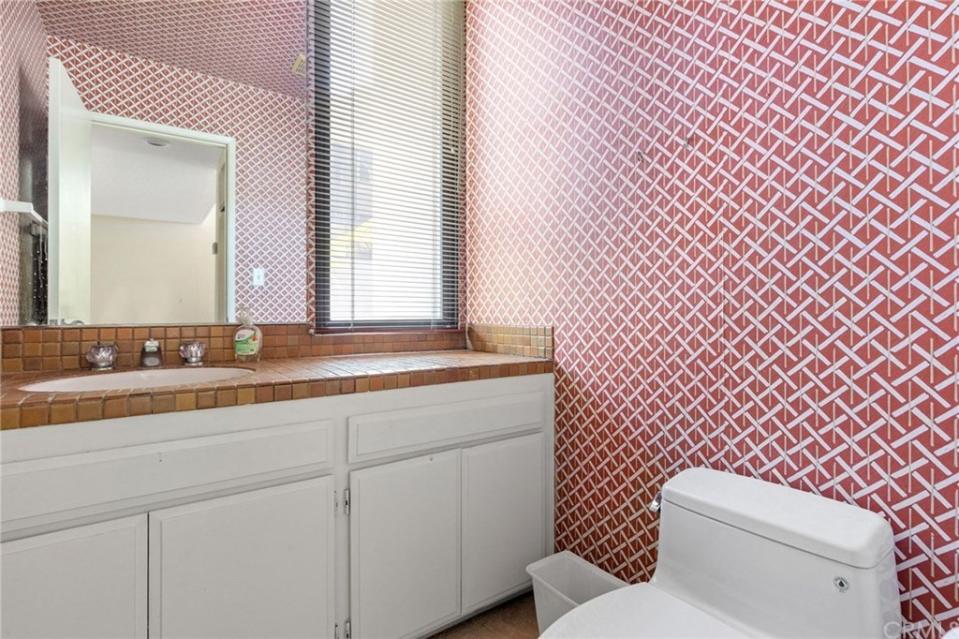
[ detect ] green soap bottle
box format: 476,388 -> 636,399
234,308 -> 262,362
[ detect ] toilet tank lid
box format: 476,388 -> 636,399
662,468 -> 894,569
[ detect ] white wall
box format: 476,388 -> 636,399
91,124 -> 221,225
90,210 -> 217,324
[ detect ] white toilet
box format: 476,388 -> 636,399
544,468 -> 902,638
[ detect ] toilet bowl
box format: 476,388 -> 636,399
544,468 -> 901,638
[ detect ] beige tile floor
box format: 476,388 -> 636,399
430,594 -> 539,639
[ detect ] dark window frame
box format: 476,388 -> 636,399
312,1 -> 461,332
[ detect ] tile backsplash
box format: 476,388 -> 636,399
467,324 -> 553,359
0,324 -> 467,373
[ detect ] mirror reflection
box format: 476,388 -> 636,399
1,0 -> 309,327
88,124 -> 228,325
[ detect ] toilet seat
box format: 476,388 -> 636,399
541,583 -> 750,638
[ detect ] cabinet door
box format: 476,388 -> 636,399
149,476 -> 335,638
462,433 -> 547,612
1,515 -> 147,638
350,450 -> 460,639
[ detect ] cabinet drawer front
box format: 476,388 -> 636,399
2,420 -> 333,524
349,392 -> 543,462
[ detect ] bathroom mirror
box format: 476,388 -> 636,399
1,0 -> 309,327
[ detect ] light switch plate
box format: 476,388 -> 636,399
252,267 -> 266,287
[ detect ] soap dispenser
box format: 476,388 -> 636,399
234,308 -> 262,362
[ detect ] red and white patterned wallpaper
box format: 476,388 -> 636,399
465,1 -> 958,635
46,36 -> 309,323
0,0 -> 47,325
36,0 -> 307,99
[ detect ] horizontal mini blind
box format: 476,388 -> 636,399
313,0 -> 464,330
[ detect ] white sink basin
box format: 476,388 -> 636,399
20,367 -> 254,393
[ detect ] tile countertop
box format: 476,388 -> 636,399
0,350 -> 553,430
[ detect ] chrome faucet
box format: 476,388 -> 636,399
140,339 -> 162,368
178,341 -> 206,366
85,342 -> 118,370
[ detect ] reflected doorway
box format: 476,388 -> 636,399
47,57 -> 235,325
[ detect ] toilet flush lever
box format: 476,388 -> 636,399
649,491 -> 663,513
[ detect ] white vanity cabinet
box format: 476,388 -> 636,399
1,515 -> 147,638
461,433 -> 546,613
348,432 -> 549,639
0,374 -> 554,639
149,477 -> 335,639
350,451 -> 462,639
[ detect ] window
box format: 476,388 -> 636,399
313,0 -> 464,329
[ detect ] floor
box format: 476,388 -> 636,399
431,594 -> 539,639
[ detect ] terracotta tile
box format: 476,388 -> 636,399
129,394 -> 152,416
292,382 -> 309,399
49,401 -> 78,424
20,404 -> 49,427
103,398 -> 128,419
1,408 -> 20,429
237,386 -> 255,405
77,400 -> 103,422
216,389 -> 237,406
152,394 -> 175,413
197,390 -> 217,409
255,385 -> 274,403
175,392 -> 197,411
1,344 -> 549,427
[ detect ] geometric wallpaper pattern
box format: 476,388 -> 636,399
0,0 -> 47,325
47,36 -> 309,323
464,2 -> 958,636
36,0 -> 307,98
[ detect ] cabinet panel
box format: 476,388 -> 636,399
149,476 -> 334,638
350,450 -> 460,639
3,420 -> 333,524
462,433 -> 547,612
348,392 -> 543,463
1,515 -> 147,638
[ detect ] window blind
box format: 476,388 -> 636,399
313,0 -> 464,330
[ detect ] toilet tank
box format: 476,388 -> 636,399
652,468 -> 901,639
